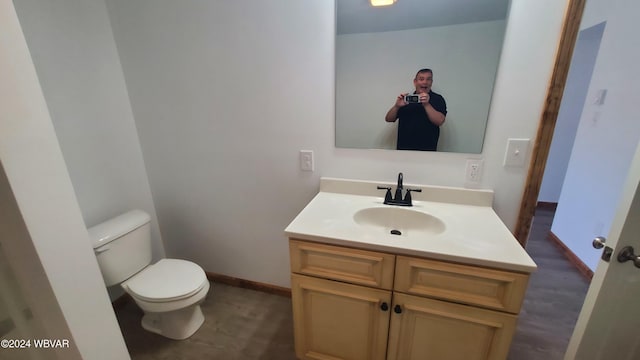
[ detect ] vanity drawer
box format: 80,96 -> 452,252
289,239 -> 395,290
394,256 -> 529,314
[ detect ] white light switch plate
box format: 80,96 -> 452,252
593,89 -> 607,105
504,138 -> 530,167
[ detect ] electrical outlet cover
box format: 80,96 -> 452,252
465,159 -> 483,185
300,150 -> 314,171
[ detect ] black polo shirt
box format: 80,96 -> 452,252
396,91 -> 447,151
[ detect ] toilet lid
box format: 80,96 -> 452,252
125,259 -> 207,302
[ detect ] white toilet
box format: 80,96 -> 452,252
89,209 -> 210,340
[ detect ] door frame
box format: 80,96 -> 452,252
514,0 -> 587,246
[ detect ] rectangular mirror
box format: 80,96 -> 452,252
335,0 -> 510,153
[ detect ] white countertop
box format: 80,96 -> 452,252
285,178 -> 537,273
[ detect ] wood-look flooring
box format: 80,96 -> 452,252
115,284 -> 296,359
507,207 -> 590,359
115,207 -> 590,359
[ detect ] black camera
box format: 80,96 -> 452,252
404,94 -> 420,103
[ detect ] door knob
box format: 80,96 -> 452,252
617,246 -> 640,268
592,236 -> 613,262
592,236 -> 606,249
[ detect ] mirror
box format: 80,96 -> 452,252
335,0 -> 510,153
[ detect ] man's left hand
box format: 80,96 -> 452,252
419,92 -> 430,105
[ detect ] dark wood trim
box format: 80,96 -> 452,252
547,231 -> 593,281
206,272 -> 292,298
536,201 -> 558,211
111,273 -> 292,309
514,0 -> 587,247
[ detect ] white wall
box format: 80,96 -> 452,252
538,22 -> 605,203
13,0 -> 165,267
0,1 -> 130,358
336,20 -> 505,153
105,0 -> 567,288
551,0 -> 640,270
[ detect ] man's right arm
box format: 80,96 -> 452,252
386,94 -> 406,122
385,105 -> 400,122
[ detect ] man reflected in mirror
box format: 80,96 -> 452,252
385,68 -> 447,151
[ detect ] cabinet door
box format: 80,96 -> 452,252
387,292 -> 517,360
291,274 -> 391,360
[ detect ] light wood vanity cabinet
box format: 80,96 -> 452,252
289,239 -> 529,360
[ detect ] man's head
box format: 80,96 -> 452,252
413,68 -> 433,94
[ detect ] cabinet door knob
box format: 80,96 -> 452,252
380,302 -> 389,311
394,304 -> 402,314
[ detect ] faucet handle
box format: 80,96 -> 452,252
377,186 -> 393,204
403,188 -> 422,206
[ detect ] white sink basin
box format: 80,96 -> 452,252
353,207 -> 446,236
284,179 -> 537,272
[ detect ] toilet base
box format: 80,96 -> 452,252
141,305 -> 205,340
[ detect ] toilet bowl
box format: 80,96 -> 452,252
122,258 -> 210,339
90,210 -> 210,340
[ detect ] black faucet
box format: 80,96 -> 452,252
377,172 -> 422,206
395,173 -> 404,202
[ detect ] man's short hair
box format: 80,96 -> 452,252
415,68 -> 433,79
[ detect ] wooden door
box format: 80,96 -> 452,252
387,292 -> 517,360
291,274 -> 391,360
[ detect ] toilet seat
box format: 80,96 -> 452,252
124,259 -> 207,302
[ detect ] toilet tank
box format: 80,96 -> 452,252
89,210 -> 152,287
